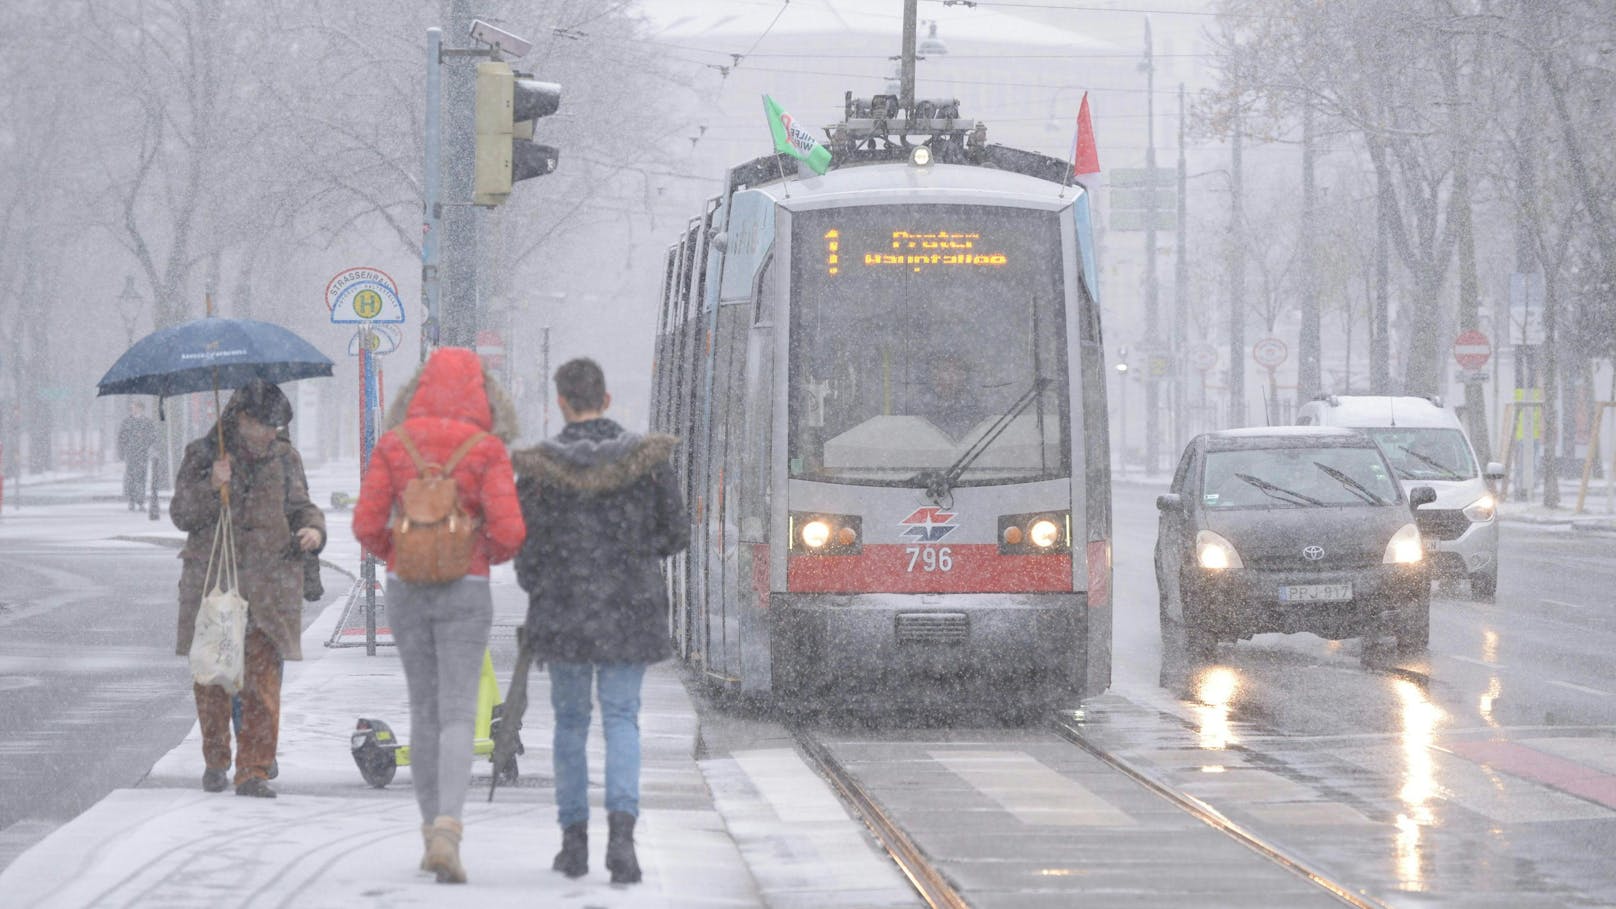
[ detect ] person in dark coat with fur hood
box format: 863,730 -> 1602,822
513,357 -> 689,885
170,379 -> 325,799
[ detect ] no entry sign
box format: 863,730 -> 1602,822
1452,330 -> 1491,370
1252,337 -> 1287,370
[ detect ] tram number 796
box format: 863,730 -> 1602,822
905,546 -> 953,573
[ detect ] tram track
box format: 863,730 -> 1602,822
793,728 -> 971,909
794,715 -> 1393,909
1049,712 -> 1393,909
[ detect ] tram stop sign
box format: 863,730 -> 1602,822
1452,329 -> 1491,370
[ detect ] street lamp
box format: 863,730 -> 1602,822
116,276 -> 144,346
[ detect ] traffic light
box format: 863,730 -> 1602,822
473,60 -> 561,206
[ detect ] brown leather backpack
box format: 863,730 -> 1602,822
390,430 -> 487,584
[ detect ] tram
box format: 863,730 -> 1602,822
650,95 -> 1113,712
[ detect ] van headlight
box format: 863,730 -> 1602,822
1383,523 -> 1423,564
1462,494 -> 1496,523
1196,530 -> 1243,571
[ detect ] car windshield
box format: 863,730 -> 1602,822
1360,427 -> 1478,481
1202,445 -> 1400,509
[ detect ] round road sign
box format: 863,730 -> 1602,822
1252,337 -> 1287,370
1452,329 -> 1491,370
1189,343 -> 1218,372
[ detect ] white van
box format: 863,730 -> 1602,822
1297,395 -> 1505,597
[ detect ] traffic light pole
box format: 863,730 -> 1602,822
422,28 -> 443,363
440,0 -> 480,349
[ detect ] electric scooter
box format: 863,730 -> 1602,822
349,649 -> 521,788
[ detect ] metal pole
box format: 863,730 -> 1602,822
1298,104 -> 1320,405
1228,115 -> 1246,428
440,0 -> 480,348
1174,83 -> 1189,454
1143,18 -> 1160,474
900,0 -> 917,112
360,330 -> 379,656
541,325 -> 551,438
422,28 -> 443,362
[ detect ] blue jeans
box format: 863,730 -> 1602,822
549,662 -> 646,828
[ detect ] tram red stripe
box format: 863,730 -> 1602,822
787,544 -> 1071,593
1449,740 -> 1616,810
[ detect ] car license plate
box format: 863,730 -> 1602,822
1279,583 -> 1352,603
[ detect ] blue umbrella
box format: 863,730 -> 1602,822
97,317 -> 334,400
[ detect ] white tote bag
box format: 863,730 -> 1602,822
190,502 -> 248,693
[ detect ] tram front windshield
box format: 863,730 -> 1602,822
789,203 -> 1069,487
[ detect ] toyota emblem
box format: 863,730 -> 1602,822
1302,545 -> 1325,561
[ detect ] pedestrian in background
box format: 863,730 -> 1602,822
170,379 -> 325,798
513,357 -> 689,884
352,347 -> 525,884
117,400 -> 159,511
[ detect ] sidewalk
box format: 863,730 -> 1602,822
0,460 -> 918,908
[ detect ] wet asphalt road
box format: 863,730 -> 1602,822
0,535 -> 195,872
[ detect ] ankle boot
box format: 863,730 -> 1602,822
419,823 -> 432,872
606,811 -> 641,884
424,815 -> 466,884
553,822 -> 587,878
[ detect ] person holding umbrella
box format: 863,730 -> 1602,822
170,379 -> 325,798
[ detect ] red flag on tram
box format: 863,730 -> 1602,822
1070,92 -> 1101,178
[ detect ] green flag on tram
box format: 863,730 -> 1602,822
762,94 -> 832,176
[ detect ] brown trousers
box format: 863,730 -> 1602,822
194,627 -> 282,785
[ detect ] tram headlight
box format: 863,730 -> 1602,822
910,145 -> 932,167
997,511 -> 1071,554
1029,519 -> 1061,549
801,520 -> 832,549
790,512 -> 863,555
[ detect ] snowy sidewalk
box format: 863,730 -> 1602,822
0,460 -> 918,908
0,598 -> 763,908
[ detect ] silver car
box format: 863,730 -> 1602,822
1298,395 -> 1504,598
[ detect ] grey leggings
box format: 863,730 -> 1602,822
386,575 -> 492,823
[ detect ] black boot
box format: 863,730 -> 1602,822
552,822 -> 587,878
606,811 -> 641,884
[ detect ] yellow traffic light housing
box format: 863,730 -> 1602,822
473,60 -> 560,206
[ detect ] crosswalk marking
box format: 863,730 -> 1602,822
929,750 -> 1135,827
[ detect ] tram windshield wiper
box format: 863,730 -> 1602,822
913,377 -> 1051,504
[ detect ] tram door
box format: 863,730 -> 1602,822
702,301 -> 749,681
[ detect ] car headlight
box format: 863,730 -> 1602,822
1196,530 -> 1243,570
1463,494 -> 1496,523
1383,523 -> 1423,564
800,519 -> 831,549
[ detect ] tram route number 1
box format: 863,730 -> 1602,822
906,546 -> 953,572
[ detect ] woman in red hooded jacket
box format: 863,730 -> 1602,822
352,347 -> 525,884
